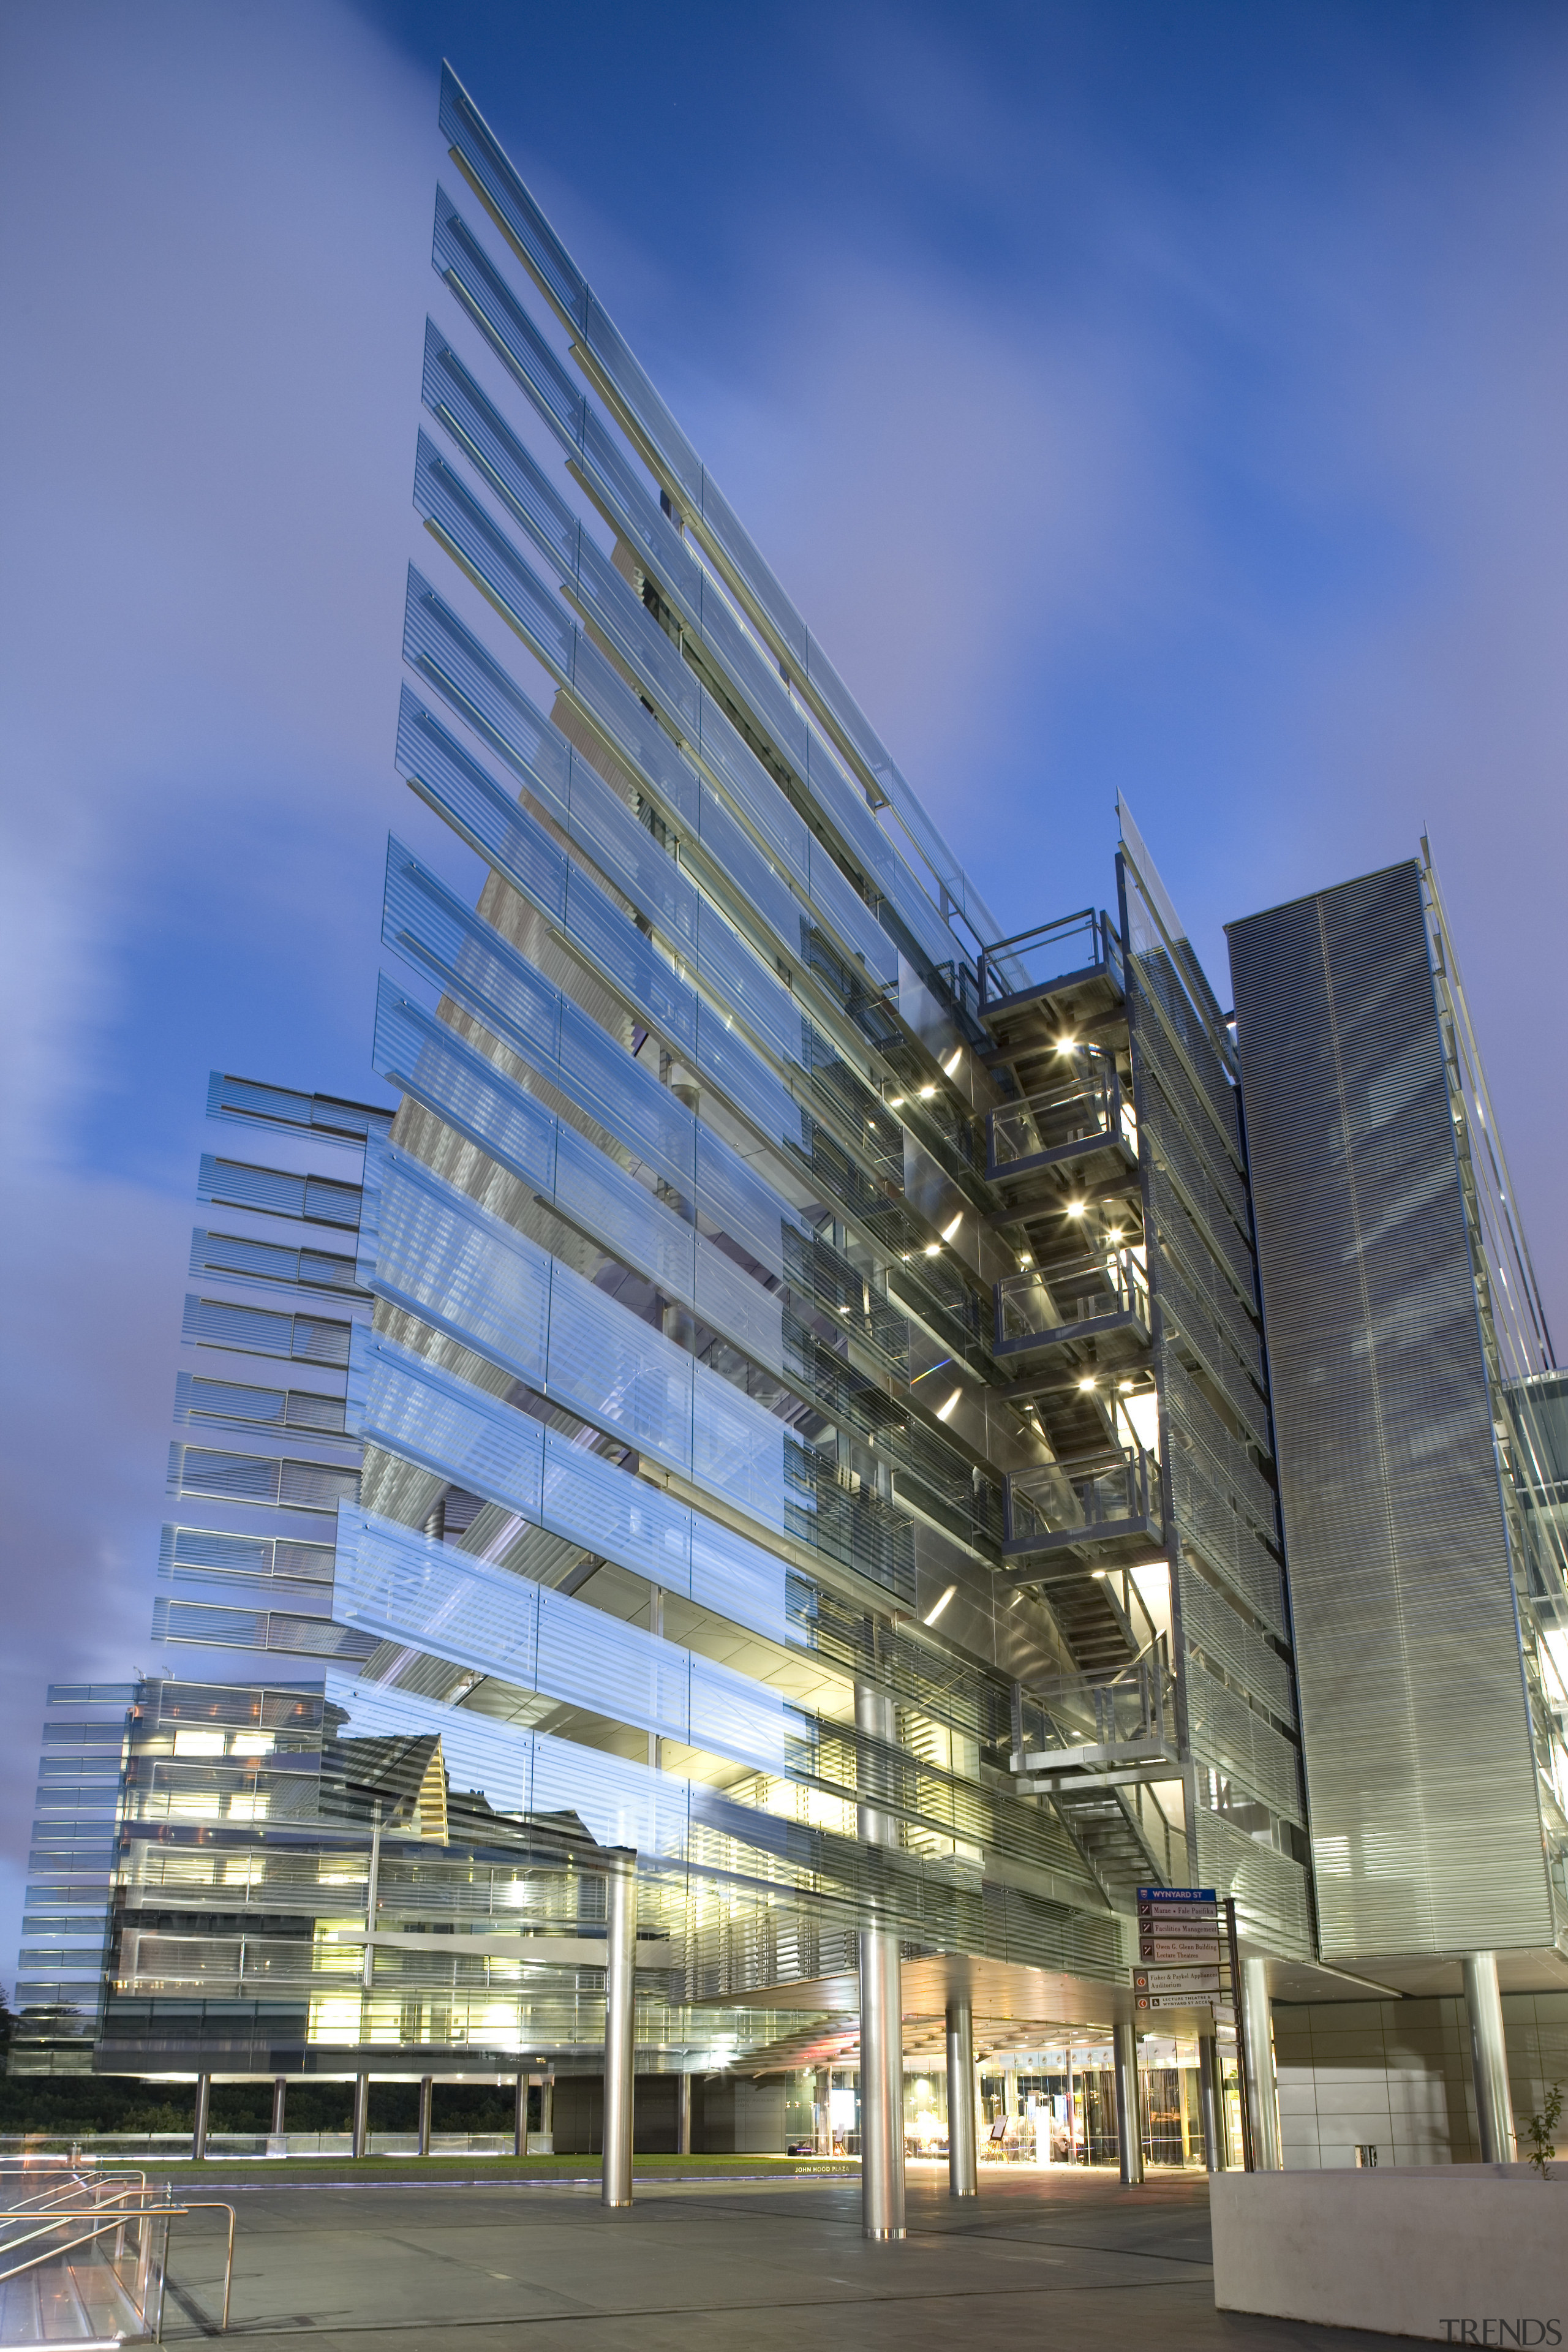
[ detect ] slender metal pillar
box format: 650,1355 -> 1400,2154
1239,1954 -> 1281,2169
945,1999 -> 978,2198
352,2072 -> 370,2159
815,2064 -> 832,2154
601,1847 -> 637,2208
1114,2021 -> 1144,2187
514,2073 -> 527,2158
191,2073 -> 211,2161
856,1678 -> 905,2241
538,2075 -> 554,2151
1196,2035 -> 1224,2173
418,2075 -> 434,2157
1463,1951 -> 1517,2163
266,2074 -> 287,2158
677,2072 -> 693,2156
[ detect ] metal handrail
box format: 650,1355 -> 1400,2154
995,1247 -> 1149,1347
0,2190 -> 236,2337
1006,1442 -> 1159,1548
988,1061 -> 1134,1174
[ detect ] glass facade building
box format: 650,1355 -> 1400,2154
13,67 -> 1567,2198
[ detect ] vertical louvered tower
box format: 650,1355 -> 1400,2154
1227,859 -> 1568,2008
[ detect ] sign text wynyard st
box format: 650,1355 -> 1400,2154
1132,1888 -> 1234,2022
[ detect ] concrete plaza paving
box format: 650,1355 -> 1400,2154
157,2164 -> 1396,2350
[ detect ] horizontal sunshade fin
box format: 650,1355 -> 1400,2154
334,1506 -> 791,1773
369,1146 -> 792,1534
372,981 -> 788,1380
437,64 -> 998,954
197,1154 -> 362,1229
350,1327 -> 788,1641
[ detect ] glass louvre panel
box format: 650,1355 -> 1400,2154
687,1516 -> 787,1642
691,1364 -> 787,1532
327,1673 -> 537,1822
384,840 -> 561,1065
292,1316 -> 355,1366
692,1242 -> 786,1371
414,432 -> 576,674
176,1373 -> 288,1427
538,1427 -> 693,1593
356,1333 -> 548,1521
396,699 -> 569,927
375,1152 -> 553,1389
336,1509 -> 543,1686
695,1016 -> 800,1148
557,1000 -> 693,1191
529,1731 -> 690,1859
688,1653 -> 791,1772
172,1447 -> 279,1504
402,565 -> 577,815
353,1335 -> 791,1641
567,630 -> 698,828
423,322 -> 580,579
165,1527 -> 271,1575
434,188 -> 584,443
373,978 -> 559,1193
551,1123 -> 696,1300
686,782 -> 806,964
375,981 -> 788,1379
691,898 -> 799,1066
398,688 -> 808,1096
692,573 -> 810,774
695,1131 -> 799,1283
535,1586 -> 692,1740
559,861 -> 695,1047
542,1262 -> 693,1459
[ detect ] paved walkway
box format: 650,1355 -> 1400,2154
158,2166 -> 1396,2349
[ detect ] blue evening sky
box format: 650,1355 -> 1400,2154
2,0 -> 1566,1976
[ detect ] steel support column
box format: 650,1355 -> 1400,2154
191,2074 -> 211,2162
418,2075 -> 434,2157
1114,2021 -> 1144,2187
1463,1951 -> 1517,2163
856,1678 -> 905,2241
514,2073 -> 527,2158
945,1999 -> 978,2198
677,2073 -> 693,2156
1196,2036 -> 1224,2173
352,2072 -> 370,2160
1240,1953 -> 1281,2169
602,1847 -> 636,2209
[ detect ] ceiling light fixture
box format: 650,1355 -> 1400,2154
1065,1200 -> 1087,1218
1078,1375 -> 1098,1392
918,1084 -> 937,1099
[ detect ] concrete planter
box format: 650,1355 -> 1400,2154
1212,2167 -> 1568,2343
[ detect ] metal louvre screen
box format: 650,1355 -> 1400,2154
1227,862 -> 1550,1956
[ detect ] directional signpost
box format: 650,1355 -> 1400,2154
1133,1887 -> 1223,2008
1131,1887 -> 1254,2169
